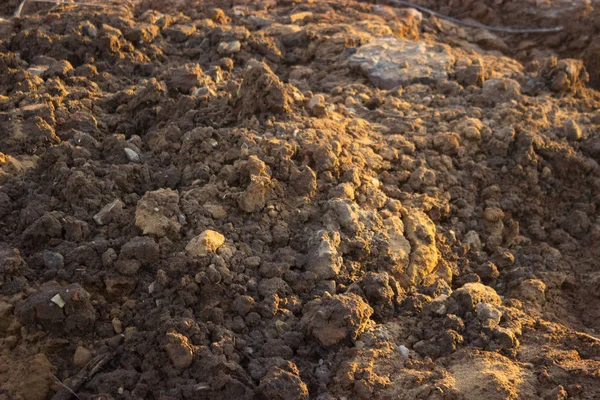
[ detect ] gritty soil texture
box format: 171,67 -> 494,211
1,1 -> 600,399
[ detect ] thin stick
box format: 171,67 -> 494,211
384,0 -> 564,33
14,0 -> 123,18
51,351 -> 116,400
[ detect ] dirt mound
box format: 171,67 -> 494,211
0,1 -> 600,399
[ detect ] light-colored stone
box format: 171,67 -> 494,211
73,346 -> 92,367
217,40 -> 241,55
349,37 -> 454,89
185,230 -> 225,257
93,199 -> 124,225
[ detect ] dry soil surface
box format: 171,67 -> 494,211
1,1 -> 600,400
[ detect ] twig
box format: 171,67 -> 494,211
14,0 -> 123,18
51,374 -> 81,400
383,0 -> 564,33
51,351 -> 116,400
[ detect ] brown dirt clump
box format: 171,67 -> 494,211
0,1 -> 600,399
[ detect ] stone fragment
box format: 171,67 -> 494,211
349,37 -> 454,89
93,199 -> 124,225
73,346 -> 92,367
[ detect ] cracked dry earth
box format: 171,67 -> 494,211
1,0 -> 600,399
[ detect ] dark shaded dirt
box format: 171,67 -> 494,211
1,1 -> 600,400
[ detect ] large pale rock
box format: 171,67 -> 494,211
349,37 -> 454,89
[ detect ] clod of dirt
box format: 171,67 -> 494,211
452,282 -> 502,312
185,230 -> 225,257
257,365 -> 309,400
563,119 -> 582,142
15,282 -> 96,334
165,332 -> 194,369
301,293 -> 373,346
539,57 -> 589,93
349,37 -> 454,89
401,209 -> 439,287
135,188 -> 182,238
512,279 -> 546,306
307,231 -> 343,280
237,175 -> 274,212
1,354 -> 57,400
235,60 -> 294,117
166,64 -> 211,94
308,94 -> 327,117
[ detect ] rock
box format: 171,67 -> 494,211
73,346 -> 93,367
43,60 -> 74,79
476,302 -> 502,325
165,332 -> 194,369
43,250 -> 64,269
452,282 -> 501,312
124,147 -> 140,162
349,37 -> 454,89
308,95 -> 327,117
307,231 -> 343,280
135,189 -> 182,238
301,293 -> 373,346
93,199 -> 124,225
217,40 -> 241,55
185,230 -> 225,257
564,119 -> 582,141
258,366 -> 309,400
14,282 -> 96,334
82,21 -> 98,38
513,279 -> 546,305
463,230 -> 482,250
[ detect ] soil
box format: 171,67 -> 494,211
1,1 -> 600,399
